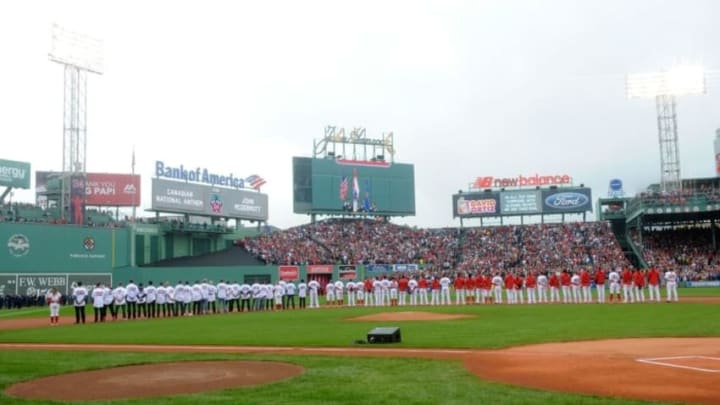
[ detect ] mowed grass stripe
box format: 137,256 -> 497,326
0,301 -> 718,349
0,350 -> 655,405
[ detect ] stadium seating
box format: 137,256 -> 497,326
631,227 -> 719,281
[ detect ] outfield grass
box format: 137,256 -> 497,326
0,300 -> 718,349
0,350 -> 659,405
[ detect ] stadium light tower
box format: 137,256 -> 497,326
626,65 -> 706,192
49,24 -> 103,221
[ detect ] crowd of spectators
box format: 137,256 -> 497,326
632,227 -> 720,281
637,187 -> 720,206
458,222 -> 629,274
243,219 -> 629,274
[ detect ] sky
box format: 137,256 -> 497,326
1,0 -> 719,229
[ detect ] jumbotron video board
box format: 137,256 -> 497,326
293,157 -> 415,216
453,188 -> 592,218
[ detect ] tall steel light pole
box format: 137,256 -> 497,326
626,65 -> 706,192
49,24 -> 103,221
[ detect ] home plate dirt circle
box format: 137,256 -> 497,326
348,311 -> 474,321
5,360 -> 304,401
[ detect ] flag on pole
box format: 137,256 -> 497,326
363,179 -> 371,212
339,176 -> 348,201
245,175 -> 267,190
352,168 -> 360,212
131,147 -> 136,174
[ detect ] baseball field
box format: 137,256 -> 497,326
0,288 -> 719,404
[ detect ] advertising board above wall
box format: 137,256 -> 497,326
453,187 -> 592,217
151,178 -> 268,221
0,159 -> 31,189
35,172 -> 141,207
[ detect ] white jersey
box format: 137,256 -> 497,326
537,275 -> 548,287
217,282 -> 228,299
125,283 -> 139,302
408,279 -> 418,291
145,285 -> 156,303
440,277 -> 451,289
326,282 -> 336,294
103,287 -> 113,306
46,291 -> 62,304
191,284 -> 202,301
334,281 -> 344,296
156,286 -> 167,304
274,284 -> 284,299
664,271 -> 677,283
571,275 -> 580,286
608,271 -> 620,283
207,284 -> 217,301
230,283 -> 241,299
492,276 -> 503,287
285,283 -> 296,295
240,284 -> 251,300
166,286 -> 175,303
298,282 -> 307,297
92,287 -> 105,307
381,279 -> 390,290
72,286 -> 88,307
373,279 -> 382,292
175,284 -> 185,302
113,286 -> 127,305
308,280 -> 320,292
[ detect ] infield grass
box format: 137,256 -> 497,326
0,350 -> 660,405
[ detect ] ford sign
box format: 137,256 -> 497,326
609,179 -> 623,192
544,192 -> 590,210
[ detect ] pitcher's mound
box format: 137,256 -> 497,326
6,360 -> 304,401
349,311 -> 474,321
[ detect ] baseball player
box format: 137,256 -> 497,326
373,277 -> 383,307
297,279 -> 308,309
72,281 -> 88,324
407,276 -> 418,306
504,272 -> 515,304
207,281 -> 217,313
174,281 -> 185,316
548,272 -> 560,303
112,283 -> 127,320
664,268 -> 678,302
125,280 -> 139,319
191,281 -> 203,315
537,272 -> 548,303
580,268 -> 592,303
334,280 -> 345,306
137,284 -> 147,318
240,282 -> 252,312
418,276 -> 429,305
647,266 -> 661,302
514,273 -> 525,304
92,282 -> 107,322
230,281 -> 241,312
525,273 -> 537,304
346,281 -> 356,307
381,276 -> 391,306
492,273 -> 503,304
398,274 -> 409,306
102,283 -> 113,321
273,282 -> 284,310
560,270 -> 571,304
454,273 -> 466,305
355,281 -> 364,306
440,274 -> 451,305
621,267 -> 634,303
308,278 -> 320,308
363,277 -> 373,307
633,270 -> 646,303
430,276 -> 440,306
251,282 -> 262,311
570,272 -> 581,304
166,282 -> 176,316
216,280 -> 227,313
594,267 -> 606,304
389,277 -> 399,307
156,283 -> 167,317
145,281 -> 157,318
46,287 -> 63,325
325,280 -> 336,307
608,267 -> 621,303
285,281 -> 296,309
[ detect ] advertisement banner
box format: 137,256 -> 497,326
453,192 -> 500,218
16,274 -> 69,296
685,281 -> 720,288
393,264 -> 419,272
278,266 -> 300,281
84,174 -> 141,206
306,265 -> 334,275
366,264 -> 391,273
339,265 -> 357,280
0,159 -> 31,189
500,190 -> 542,215
151,178 -> 268,221
541,188 -> 593,213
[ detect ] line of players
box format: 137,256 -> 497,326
56,267 -> 680,325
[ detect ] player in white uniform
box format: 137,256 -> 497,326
408,277 -> 418,306
156,283 -> 167,317
439,275 -> 451,305
207,282 -> 217,313
381,277 -> 391,306
608,268 -> 621,303
165,283 -> 176,316
191,282 -> 203,315
664,269 -> 679,302
285,281 -> 297,309
334,280 -> 345,306
216,280 -> 228,313
91,282 -> 105,323
125,280 -> 139,319
297,280 -> 307,309
102,284 -> 113,321
492,274 -> 503,304
46,287 -> 63,325
113,283 -> 126,320
145,281 -> 157,318
325,281 -> 336,307
346,281 -> 356,307
570,273 -> 581,303
307,279 -> 320,308
389,278 -> 399,306
72,282 -> 88,324
355,281 -> 364,306
273,283 -> 285,310
537,273 -> 548,303
373,278 -> 383,307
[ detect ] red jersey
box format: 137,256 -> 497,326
418,278 -> 428,289
364,279 -> 373,292
580,271 -> 591,287
549,274 -> 560,288
621,269 -> 633,285
398,277 -> 409,292
648,268 -> 660,286
633,271 -> 645,287
431,279 -> 440,290
481,275 -> 492,290
504,274 -> 515,289
514,276 -> 524,290
454,276 -> 466,290
560,273 -> 571,287
594,269 -> 606,284
525,274 -> 537,288
465,277 -> 476,290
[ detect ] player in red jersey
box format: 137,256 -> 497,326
549,272 -> 560,303
594,267 -> 606,303
621,268 -> 634,303
454,274 -> 466,305
504,273 -> 516,304
580,268 -> 592,303
647,266 -> 661,302
560,270 -> 572,304
633,270 -> 646,303
525,272 -> 537,304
